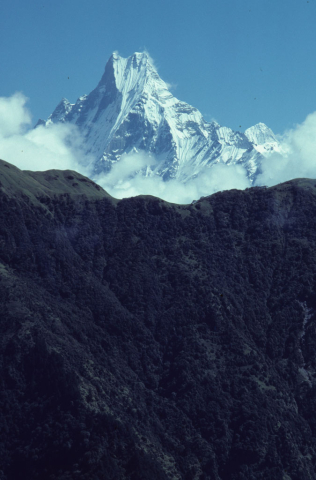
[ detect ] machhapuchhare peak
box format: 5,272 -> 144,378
38,52 -> 281,186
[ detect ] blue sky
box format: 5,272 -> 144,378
1,0 -> 316,135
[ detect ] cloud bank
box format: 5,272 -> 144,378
0,93 -> 92,175
96,156 -> 249,204
255,112 -> 316,187
2,92 -> 316,204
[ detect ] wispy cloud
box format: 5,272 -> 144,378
202,113 -> 219,124
142,49 -> 175,90
143,48 -> 159,71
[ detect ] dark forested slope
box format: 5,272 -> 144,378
1,159 -> 316,479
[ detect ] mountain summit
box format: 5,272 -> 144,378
40,52 -> 281,183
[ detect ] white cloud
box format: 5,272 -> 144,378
98,150 -> 156,185
97,155 -> 250,204
0,93 -> 92,175
0,92 -> 32,137
256,111 -> 316,187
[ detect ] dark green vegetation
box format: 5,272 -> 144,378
1,159 -> 316,479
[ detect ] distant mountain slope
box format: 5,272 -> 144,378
40,52 -> 281,183
1,159 -> 316,479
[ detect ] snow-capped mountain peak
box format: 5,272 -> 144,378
244,122 -> 283,159
96,52 -> 173,105
40,52 -> 281,183
245,122 -> 277,145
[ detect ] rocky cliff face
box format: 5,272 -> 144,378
40,52 -> 281,183
1,158 -> 316,479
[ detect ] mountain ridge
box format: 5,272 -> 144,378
1,158 -> 316,479
39,52 -> 282,184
